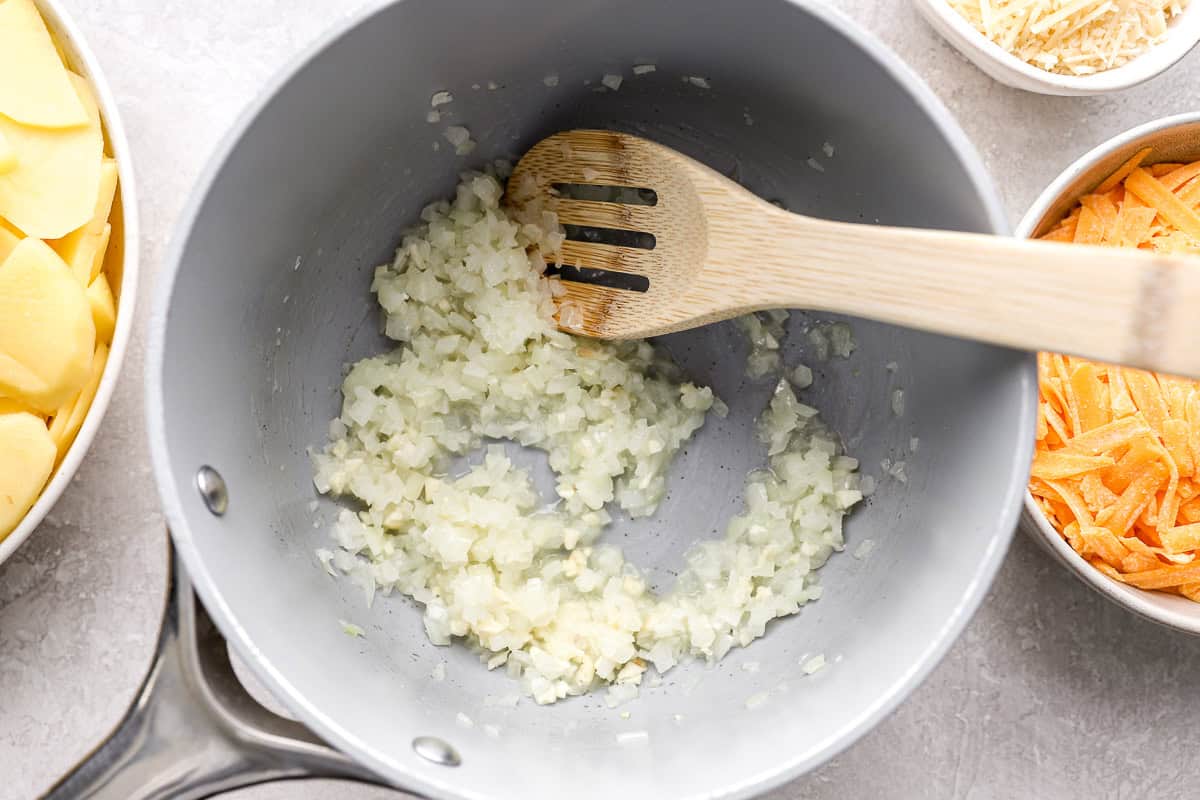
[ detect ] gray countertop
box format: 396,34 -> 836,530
1,1 -> 1198,798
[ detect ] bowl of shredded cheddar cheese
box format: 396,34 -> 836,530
1020,113 -> 1200,633
914,0 -> 1200,95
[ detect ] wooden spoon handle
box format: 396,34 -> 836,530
726,213 -> 1200,377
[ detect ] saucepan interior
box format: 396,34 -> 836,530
148,0 -> 1035,797
1018,115 -> 1200,635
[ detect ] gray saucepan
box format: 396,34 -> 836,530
57,1 -> 1036,798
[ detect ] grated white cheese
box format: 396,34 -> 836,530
632,64 -> 657,75
430,90 -> 453,107
946,0 -> 1189,76
801,653 -> 826,674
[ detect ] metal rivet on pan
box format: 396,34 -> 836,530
412,736 -> 461,767
196,466 -> 228,516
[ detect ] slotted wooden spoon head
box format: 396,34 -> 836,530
507,130 -> 726,339
510,133 -> 1200,380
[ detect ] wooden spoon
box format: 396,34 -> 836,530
507,129 -> 1200,377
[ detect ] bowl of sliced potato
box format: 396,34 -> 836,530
0,0 -> 137,563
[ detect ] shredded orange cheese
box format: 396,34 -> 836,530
947,0 -> 1190,76
1031,152 -> 1200,602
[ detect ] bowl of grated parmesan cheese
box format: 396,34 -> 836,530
914,0 -> 1200,94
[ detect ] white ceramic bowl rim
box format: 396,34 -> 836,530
0,0 -> 140,565
1019,111 -> 1200,636
917,0 -> 1200,93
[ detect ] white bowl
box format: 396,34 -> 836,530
913,0 -> 1200,95
1019,112 -> 1200,635
0,0 -> 140,566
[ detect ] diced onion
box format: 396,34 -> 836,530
313,172 -> 861,703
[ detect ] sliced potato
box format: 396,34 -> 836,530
90,222 -> 111,283
86,273 -> 116,344
51,158 -> 118,265
0,73 -> 103,238
62,227 -> 103,287
49,342 -> 107,461
0,217 -> 19,263
45,388 -> 74,447
0,398 -> 41,417
0,130 -> 15,174
0,237 -> 95,413
0,409 -> 56,540
0,0 -> 88,129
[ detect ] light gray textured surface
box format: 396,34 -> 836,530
0,1 -> 1197,799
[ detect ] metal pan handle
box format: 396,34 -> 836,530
41,544 -> 391,800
